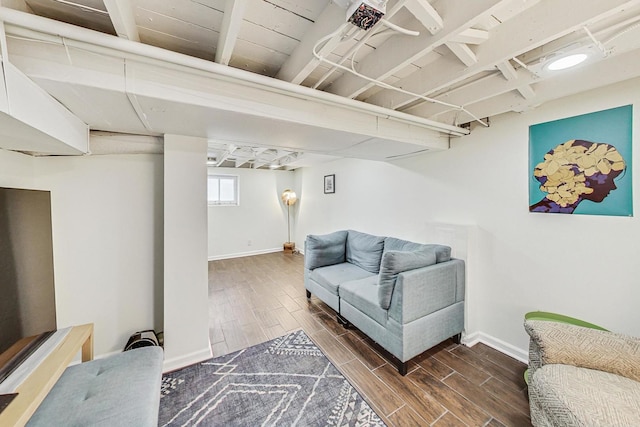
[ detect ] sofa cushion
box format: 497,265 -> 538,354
309,262 -> 375,295
383,237 -> 451,263
304,230 -> 348,270
377,249 -> 437,309
339,276 -> 388,326
346,230 -> 385,274
530,364 -> 640,426
27,347 -> 163,427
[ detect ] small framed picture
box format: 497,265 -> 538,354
324,174 -> 335,194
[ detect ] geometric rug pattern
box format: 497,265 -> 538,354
159,329 -> 386,426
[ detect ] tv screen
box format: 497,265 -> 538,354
0,187 -> 56,357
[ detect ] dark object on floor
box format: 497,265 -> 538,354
124,329 -> 161,351
159,329 -> 386,426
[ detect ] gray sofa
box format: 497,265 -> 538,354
27,347 -> 163,426
525,320 -> 640,426
304,230 -> 465,374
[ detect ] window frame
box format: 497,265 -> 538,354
207,174 -> 239,206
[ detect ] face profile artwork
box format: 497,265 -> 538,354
529,140 -> 625,213
528,105 -> 633,216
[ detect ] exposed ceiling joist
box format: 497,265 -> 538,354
215,144 -> 237,166
215,0 -> 248,65
276,2 -> 349,84
496,60 -> 518,80
367,0 -> 640,110
450,28 -> 489,44
103,0 -> 139,42
326,0 -> 506,99
431,47 -> 640,124
403,66 -> 533,118
516,84 -> 536,100
404,0 -> 443,34
234,158 -> 248,168
445,41 -> 477,66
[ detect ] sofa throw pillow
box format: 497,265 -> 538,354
377,249 -> 437,309
346,230 -> 385,274
383,237 -> 451,263
304,230 -> 348,270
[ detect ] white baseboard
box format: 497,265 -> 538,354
208,247 -> 283,261
462,331 -> 528,364
162,347 -> 213,373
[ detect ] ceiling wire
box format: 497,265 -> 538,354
313,28 -> 489,127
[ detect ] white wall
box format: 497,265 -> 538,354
295,77 -> 640,360
164,135 -> 211,371
208,168 -> 296,259
0,149 -> 163,357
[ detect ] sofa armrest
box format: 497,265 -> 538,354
524,319 -> 640,382
388,259 -> 464,324
304,230 -> 348,270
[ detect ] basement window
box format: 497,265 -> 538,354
208,175 -> 238,206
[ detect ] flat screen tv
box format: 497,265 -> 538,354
0,187 -> 57,376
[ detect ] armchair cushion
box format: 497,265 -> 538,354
346,230 -> 385,274
530,364 -> 640,427
304,230 -> 348,270
377,249 -> 437,309
525,320 -> 640,382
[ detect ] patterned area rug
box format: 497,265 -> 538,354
159,329 -> 386,426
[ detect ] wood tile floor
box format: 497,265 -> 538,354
208,252 -> 531,426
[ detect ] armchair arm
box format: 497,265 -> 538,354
524,319 -> 640,382
304,230 -> 347,270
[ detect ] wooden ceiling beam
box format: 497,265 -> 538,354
495,60 -> 518,80
215,0 -> 248,65
450,28 -> 489,45
103,0 -> 139,42
429,47 -> 640,125
326,0 -> 506,99
404,0 -> 443,34
276,2 -> 348,84
445,42 -> 477,66
367,0 -> 640,110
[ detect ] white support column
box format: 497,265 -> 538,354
163,134 -> 212,372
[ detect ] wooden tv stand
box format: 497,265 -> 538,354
0,323 -> 94,427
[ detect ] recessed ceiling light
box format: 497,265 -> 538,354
546,53 -> 588,71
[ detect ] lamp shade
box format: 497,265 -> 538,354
281,189 -> 297,206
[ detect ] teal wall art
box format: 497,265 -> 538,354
529,105 -> 633,216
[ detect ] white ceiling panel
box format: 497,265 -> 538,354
137,26 -> 217,61
1,0 -> 640,165
134,0 -> 223,30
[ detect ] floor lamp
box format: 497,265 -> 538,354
281,189 -> 297,254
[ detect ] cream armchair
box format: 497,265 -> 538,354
524,319 -> 640,426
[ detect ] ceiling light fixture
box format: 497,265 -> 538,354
546,53 -> 588,71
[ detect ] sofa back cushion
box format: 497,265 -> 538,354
384,237 -> 451,263
304,230 -> 348,270
346,230 -> 385,274
377,249 -> 437,309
